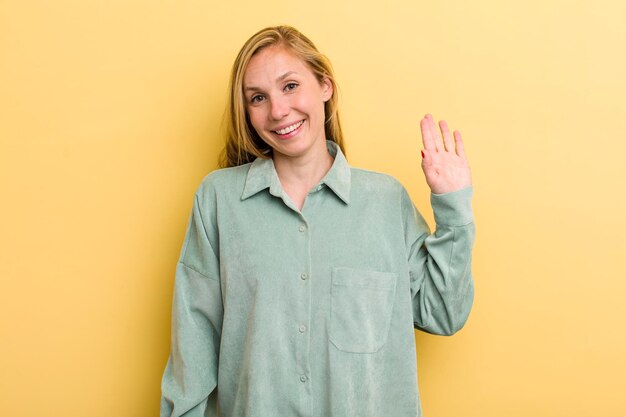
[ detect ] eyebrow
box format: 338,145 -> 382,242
244,71 -> 298,92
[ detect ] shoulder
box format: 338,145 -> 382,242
349,166 -> 406,198
194,163 -> 252,200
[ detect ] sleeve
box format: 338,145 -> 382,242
160,191 -> 223,417
401,185 -> 475,336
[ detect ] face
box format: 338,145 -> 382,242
243,45 -> 333,163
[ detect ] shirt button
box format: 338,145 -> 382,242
300,272 -> 308,280
299,325 -> 306,333
300,375 -> 307,383
299,225 -> 306,232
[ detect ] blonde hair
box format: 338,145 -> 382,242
219,25 -> 345,168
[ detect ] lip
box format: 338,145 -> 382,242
271,119 -> 305,139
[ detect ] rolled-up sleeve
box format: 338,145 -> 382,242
402,186 -> 475,336
161,192 -> 223,417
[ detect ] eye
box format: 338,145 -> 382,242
250,94 -> 265,104
284,82 -> 298,92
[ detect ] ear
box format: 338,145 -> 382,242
320,76 -> 333,102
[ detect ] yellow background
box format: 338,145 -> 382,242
1,0 -> 625,416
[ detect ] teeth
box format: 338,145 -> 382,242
275,120 -> 304,135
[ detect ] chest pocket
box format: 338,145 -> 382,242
329,267 -> 397,353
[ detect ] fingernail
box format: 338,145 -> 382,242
421,150 -> 425,158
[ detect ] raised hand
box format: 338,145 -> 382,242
419,114 -> 472,194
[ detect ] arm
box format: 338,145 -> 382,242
408,114 -> 475,335
403,186 -> 475,335
161,192 -> 223,417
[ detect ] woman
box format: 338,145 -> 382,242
161,25 -> 474,417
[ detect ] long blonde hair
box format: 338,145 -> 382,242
219,25 -> 345,168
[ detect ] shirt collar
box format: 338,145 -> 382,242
241,140 -> 351,204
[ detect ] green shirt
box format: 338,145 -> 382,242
161,141 -> 475,417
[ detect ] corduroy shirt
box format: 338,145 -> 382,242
161,141 -> 475,417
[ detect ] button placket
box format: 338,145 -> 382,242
294,215 -> 312,407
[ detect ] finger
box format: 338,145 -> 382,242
426,114 -> 442,152
420,117 -> 437,152
439,119 -> 455,152
453,130 -> 467,159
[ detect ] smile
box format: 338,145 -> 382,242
273,120 -> 305,135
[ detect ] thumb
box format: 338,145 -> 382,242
421,149 -> 429,166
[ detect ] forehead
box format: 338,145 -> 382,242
243,46 -> 314,86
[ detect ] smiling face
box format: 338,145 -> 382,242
243,45 -> 333,164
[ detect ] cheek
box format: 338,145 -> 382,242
307,98 -> 326,122
247,108 -> 264,131
296,91 -> 324,117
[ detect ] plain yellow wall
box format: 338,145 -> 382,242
1,0 -> 625,416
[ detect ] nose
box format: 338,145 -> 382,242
269,96 -> 289,120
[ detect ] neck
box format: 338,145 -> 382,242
273,140 -> 334,193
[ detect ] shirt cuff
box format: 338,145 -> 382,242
430,186 -> 474,227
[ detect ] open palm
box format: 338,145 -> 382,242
420,114 -> 472,194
